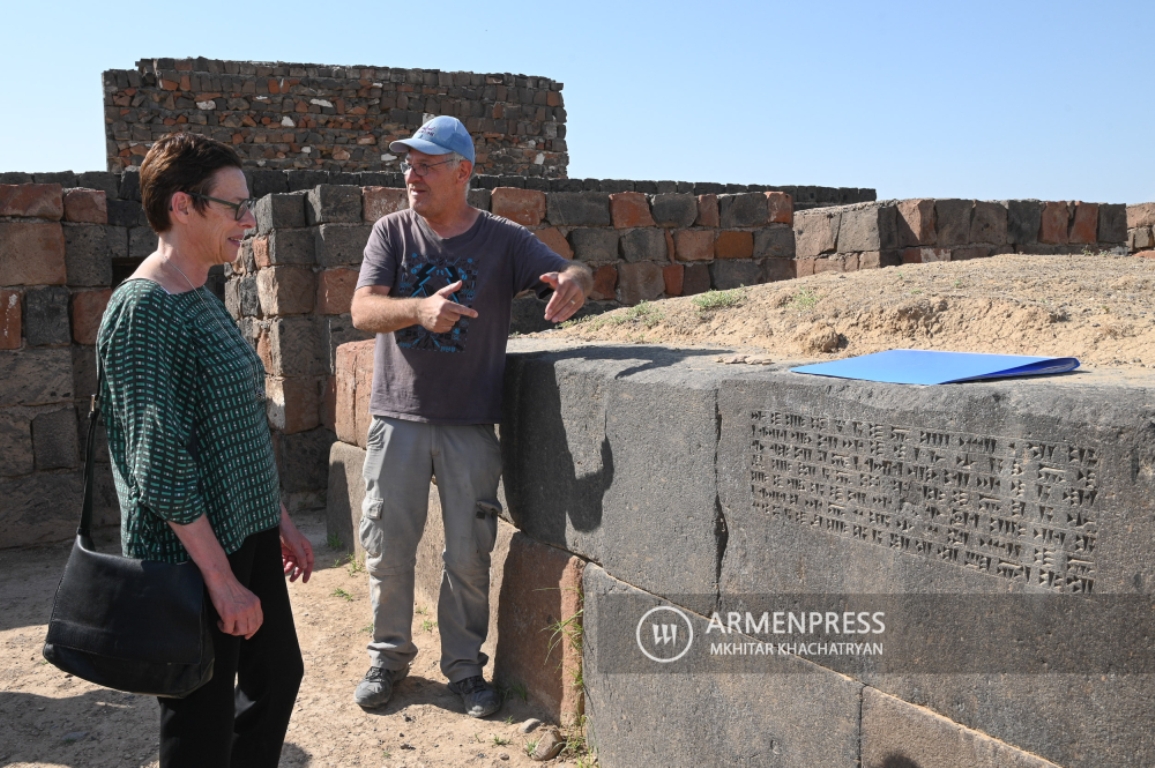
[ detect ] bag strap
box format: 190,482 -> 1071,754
79,366 -> 103,541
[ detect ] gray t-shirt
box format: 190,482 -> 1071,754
357,208 -> 571,425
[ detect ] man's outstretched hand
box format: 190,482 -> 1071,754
417,280 -> 479,333
542,272 -> 586,323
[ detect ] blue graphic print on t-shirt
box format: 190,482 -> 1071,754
394,255 -> 478,353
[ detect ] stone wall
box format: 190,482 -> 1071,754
795,198 -> 1129,273
104,59 -> 568,177
1127,202 -> 1155,256
323,337 -> 1155,766
0,181 -> 137,547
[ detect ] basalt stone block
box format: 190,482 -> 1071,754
583,564 -> 863,768
935,199 -> 974,246
63,223 -> 122,286
616,262 -> 665,305
753,225 -> 795,259
286,170 -> 330,192
274,427 -> 335,493
502,342 -> 723,596
837,203 -> 898,253
718,193 -> 769,228
268,316 -> 328,376
306,185 -> 362,225
255,192 -> 307,233
0,407 -> 34,477
0,471 -> 83,547
23,287 -> 71,346
119,171 -> 141,203
1006,200 -> 1043,246
257,266 -> 316,316
714,366 -> 1155,768
315,224 -> 372,267
249,169 -> 290,198
568,228 -> 619,263
969,201 -> 1008,246
325,315 -> 372,375
861,688 -> 1062,768
709,259 -> 761,289
31,406 -> 78,470
1098,203 -> 1127,244
326,439 -> 366,553
546,192 -> 611,227
129,226 -> 158,259
106,199 -> 148,228
650,194 -> 698,228
268,228 -> 316,265
794,209 -> 841,258
619,228 -> 667,263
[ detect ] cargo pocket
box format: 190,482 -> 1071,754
473,499 -> 501,557
359,498 -> 385,556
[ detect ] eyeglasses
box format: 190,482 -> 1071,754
187,193 -> 256,221
400,158 -> 458,176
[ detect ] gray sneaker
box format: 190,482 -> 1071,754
447,675 -> 501,718
354,665 -> 409,709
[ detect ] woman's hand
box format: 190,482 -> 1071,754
279,505 -> 314,583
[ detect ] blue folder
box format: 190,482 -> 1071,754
790,350 -> 1080,385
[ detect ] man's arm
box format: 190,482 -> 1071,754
541,262 -> 594,323
350,282 -> 479,335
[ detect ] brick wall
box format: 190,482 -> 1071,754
103,59 -> 568,178
1127,203 -> 1155,256
794,198 -> 1129,274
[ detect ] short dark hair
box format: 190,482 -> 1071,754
139,132 -> 244,233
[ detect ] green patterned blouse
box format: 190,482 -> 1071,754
97,279 -> 281,563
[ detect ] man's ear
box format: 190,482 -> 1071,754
457,160 -> 474,184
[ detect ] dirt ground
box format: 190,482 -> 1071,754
548,252 -> 1155,371
0,513 -> 578,768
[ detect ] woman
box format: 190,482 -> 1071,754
96,132 -> 313,768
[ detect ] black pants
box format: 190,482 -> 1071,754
158,527 -> 303,768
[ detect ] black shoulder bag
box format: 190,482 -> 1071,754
42,386 -> 215,698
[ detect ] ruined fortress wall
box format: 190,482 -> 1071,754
103,58 -> 568,177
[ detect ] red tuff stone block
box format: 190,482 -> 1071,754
662,264 -> 684,296
493,533 -> 585,724
589,264 -> 618,300
363,187 -> 409,222
0,184 -> 63,220
252,236 -> 271,269
897,199 -> 936,246
71,289 -> 112,345
1039,202 -> 1070,244
715,231 -> 754,259
63,189 -> 108,224
665,230 -> 676,262
695,194 -> 719,227
533,227 -> 573,259
316,268 -> 358,315
257,266 -> 316,316
491,188 -> 546,227
1127,203 -> 1155,229
1135,250 -> 1155,259
609,192 -> 655,229
256,327 -> 273,372
1069,202 -> 1099,245
0,289 -> 21,350
765,192 -> 793,225
0,222 -> 67,285
795,259 -> 817,277
813,258 -> 842,274
901,247 -> 951,264
354,342 -> 375,447
616,262 -> 664,305
334,342 -> 360,444
674,230 -> 715,262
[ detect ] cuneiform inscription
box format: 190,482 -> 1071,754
749,410 -> 1099,592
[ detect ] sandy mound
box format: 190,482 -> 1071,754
545,253 -> 1155,369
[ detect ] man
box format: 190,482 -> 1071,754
349,116 -> 592,718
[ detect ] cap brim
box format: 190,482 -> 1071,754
388,138 -> 453,156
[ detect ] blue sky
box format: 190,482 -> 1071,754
1,0 -> 1151,203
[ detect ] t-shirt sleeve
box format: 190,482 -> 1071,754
510,225 -> 577,296
357,217 -> 400,290
99,290 -> 207,525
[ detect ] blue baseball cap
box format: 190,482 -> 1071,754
390,116 -> 475,164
